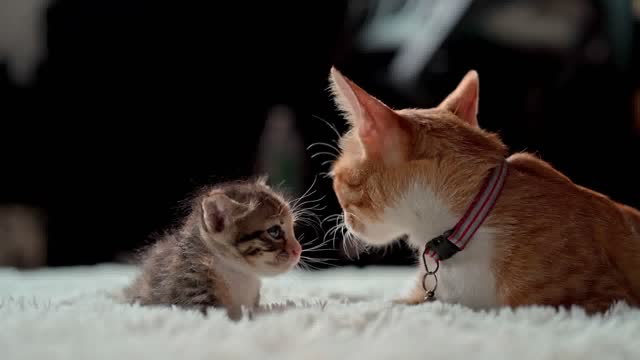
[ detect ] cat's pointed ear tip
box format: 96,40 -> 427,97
329,66 -> 345,82
466,69 -> 479,82
331,66 -> 356,84
328,66 -> 355,97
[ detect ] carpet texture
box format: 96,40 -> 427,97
1,264 -> 639,360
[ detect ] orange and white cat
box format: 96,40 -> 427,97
328,67 -> 640,314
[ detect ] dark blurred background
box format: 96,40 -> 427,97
1,0 -> 639,269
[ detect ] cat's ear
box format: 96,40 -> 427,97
329,67 -> 409,163
201,193 -> 249,233
438,70 -> 480,127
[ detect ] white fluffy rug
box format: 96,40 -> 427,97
1,264 -> 639,360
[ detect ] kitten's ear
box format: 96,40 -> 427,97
438,70 -> 480,127
329,67 -> 409,163
256,175 -> 269,187
201,193 -> 249,233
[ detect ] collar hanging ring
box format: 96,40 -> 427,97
421,251 -> 439,301
422,271 -> 438,301
421,271 -> 438,292
422,251 -> 439,275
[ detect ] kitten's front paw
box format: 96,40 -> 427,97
226,306 -> 243,321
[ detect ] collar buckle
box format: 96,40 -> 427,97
424,229 -> 459,261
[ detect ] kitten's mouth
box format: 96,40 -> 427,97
273,251 -> 299,265
276,251 -> 289,262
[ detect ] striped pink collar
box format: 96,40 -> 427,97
424,160 -> 509,262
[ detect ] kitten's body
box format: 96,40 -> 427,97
125,179 -> 301,320
125,233 -> 262,319
328,68 -> 640,313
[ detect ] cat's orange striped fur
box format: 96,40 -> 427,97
328,67 -> 640,314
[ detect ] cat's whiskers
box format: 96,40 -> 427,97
294,215 -> 320,231
298,234 -> 319,249
292,207 -> 324,242
301,236 -> 334,253
321,213 -> 342,226
289,175 -> 319,210
309,115 -> 344,179
323,214 -> 344,250
310,151 -> 337,160
320,217 -> 336,248
287,175 -> 326,242
311,114 -> 342,145
339,220 -> 351,258
293,196 -> 326,209
339,211 -> 371,260
302,243 -> 331,254
292,199 -> 325,222
321,159 -> 335,168
291,199 -> 323,226
307,142 -> 340,155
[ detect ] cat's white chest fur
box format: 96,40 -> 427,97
417,228 -> 498,308
365,182 -> 499,309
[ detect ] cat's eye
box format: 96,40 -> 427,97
266,225 -> 283,239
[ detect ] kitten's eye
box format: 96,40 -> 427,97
266,225 -> 283,239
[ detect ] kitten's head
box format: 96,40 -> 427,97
196,178 -> 301,276
328,68 -> 508,247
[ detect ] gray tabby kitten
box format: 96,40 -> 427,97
124,178 -> 302,320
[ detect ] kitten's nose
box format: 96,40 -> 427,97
288,241 -> 302,258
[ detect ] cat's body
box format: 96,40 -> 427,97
398,151 -> 640,312
125,179 -> 302,320
488,153 -> 640,311
328,67 -> 640,313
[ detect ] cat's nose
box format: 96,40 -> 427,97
288,241 -> 302,258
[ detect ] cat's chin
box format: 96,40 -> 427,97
346,220 -> 407,247
350,231 -> 406,248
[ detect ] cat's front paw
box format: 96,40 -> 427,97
392,297 -> 424,306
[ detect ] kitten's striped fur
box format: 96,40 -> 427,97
124,178 -> 302,320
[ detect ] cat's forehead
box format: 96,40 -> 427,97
396,107 -> 459,125
332,108 -> 458,173
337,107 -> 456,145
